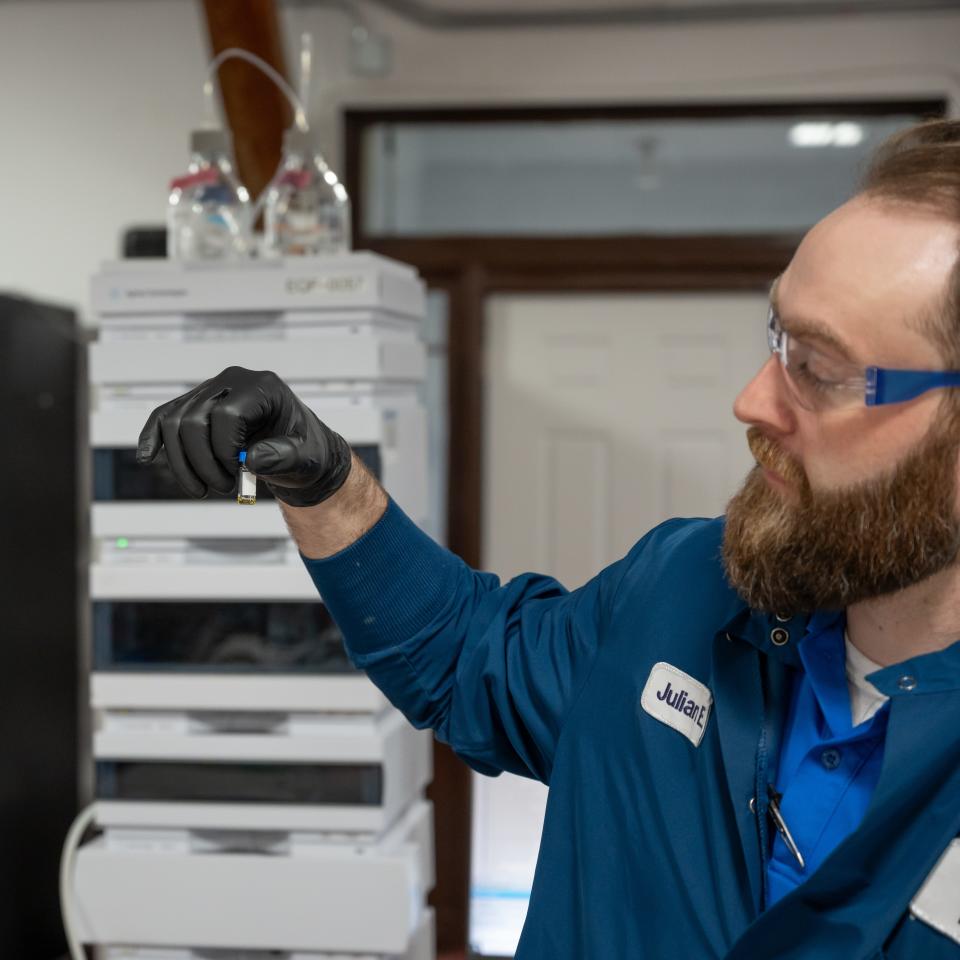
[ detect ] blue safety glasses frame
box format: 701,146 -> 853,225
766,306 -> 960,411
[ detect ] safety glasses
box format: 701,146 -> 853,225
766,306 -> 960,412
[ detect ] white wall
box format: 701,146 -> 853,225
0,0 -> 208,317
0,0 -> 958,317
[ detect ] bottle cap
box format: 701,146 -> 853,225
190,128 -> 231,157
239,450 -> 247,464
283,127 -> 322,156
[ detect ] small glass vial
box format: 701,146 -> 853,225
237,450 -> 257,505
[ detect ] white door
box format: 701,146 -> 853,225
470,291 -> 769,956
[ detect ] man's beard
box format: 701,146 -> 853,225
722,421 -> 960,616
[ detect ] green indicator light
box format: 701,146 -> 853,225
116,537 -> 129,549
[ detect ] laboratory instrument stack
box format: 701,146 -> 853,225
75,254 -> 436,960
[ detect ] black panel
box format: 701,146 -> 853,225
94,443 -> 381,501
93,601 -> 356,673
121,225 -> 166,259
0,294 -> 79,958
96,761 -> 383,805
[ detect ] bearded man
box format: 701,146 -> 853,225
138,120 -> 960,959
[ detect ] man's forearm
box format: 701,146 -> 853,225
279,453 -> 388,559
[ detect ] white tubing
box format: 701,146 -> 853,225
298,33 -> 314,122
203,47 -> 308,132
60,802 -> 99,960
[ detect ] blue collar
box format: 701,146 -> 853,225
797,610 -> 887,738
723,605 -> 960,699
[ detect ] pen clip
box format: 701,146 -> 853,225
766,784 -> 806,871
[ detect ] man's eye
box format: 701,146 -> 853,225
792,361 -> 837,393
787,338 -> 851,386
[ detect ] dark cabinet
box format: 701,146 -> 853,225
0,294 -> 81,959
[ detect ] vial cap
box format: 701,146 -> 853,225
191,128 -> 231,157
283,127 -> 323,156
239,450 -> 247,464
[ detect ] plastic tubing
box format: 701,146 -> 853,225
203,47 -> 308,133
298,33 -> 313,122
203,45 -> 313,222
60,802 -> 99,960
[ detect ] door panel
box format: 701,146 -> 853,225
483,292 -> 769,584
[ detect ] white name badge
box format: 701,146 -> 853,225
910,839 -> 960,946
641,662 -> 713,748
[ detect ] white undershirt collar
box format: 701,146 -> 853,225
844,630 -> 890,727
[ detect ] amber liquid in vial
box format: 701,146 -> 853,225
238,452 -> 257,505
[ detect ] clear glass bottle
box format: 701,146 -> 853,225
263,128 -> 351,256
167,129 -> 251,261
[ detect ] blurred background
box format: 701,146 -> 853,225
0,1 -> 956,958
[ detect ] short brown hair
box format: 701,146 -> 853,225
861,119 -> 960,367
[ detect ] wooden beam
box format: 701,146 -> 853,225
201,0 -> 291,203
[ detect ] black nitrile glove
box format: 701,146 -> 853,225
136,366 -> 352,507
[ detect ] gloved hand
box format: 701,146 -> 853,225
136,366 -> 352,507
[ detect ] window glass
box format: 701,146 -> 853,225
363,114 -> 925,236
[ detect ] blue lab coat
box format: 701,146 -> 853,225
304,501 -> 960,959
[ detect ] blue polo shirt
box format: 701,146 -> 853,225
768,611 -> 891,905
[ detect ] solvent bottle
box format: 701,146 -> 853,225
167,129 -> 251,261
263,128 -> 351,256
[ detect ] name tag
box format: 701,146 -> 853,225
641,662 -> 713,748
910,839 -> 960,946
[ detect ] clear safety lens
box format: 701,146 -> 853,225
766,307 -> 864,412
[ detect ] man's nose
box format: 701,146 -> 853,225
733,356 -> 797,434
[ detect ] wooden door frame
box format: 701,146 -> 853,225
342,98 -> 946,954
